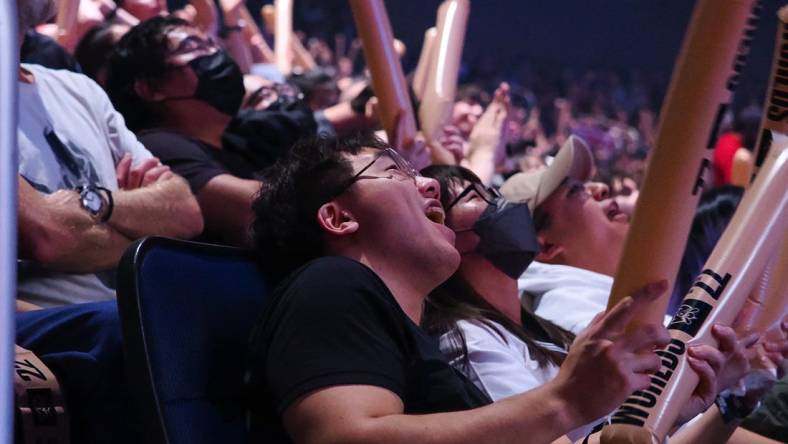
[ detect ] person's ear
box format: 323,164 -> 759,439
134,78 -> 168,102
317,202 -> 359,236
535,234 -> 564,263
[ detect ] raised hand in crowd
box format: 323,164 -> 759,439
436,125 -> 466,164
188,0 -> 219,37
46,0 -> 106,51
465,82 -> 512,184
403,133 -> 434,171
218,0 -> 252,72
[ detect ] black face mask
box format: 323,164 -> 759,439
157,51 -> 245,116
471,198 -> 539,279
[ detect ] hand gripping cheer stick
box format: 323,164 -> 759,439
605,0 -> 761,326
349,0 -> 417,149
417,0 -> 470,142
603,134 -> 788,444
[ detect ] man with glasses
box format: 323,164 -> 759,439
246,134 -> 673,443
106,16 -> 379,246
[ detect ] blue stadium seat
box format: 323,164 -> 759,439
116,237 -> 272,444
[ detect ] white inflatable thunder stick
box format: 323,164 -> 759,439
606,0 -> 761,327
605,136 -> 788,444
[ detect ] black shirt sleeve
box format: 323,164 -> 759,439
248,257 -> 412,414
21,31 -> 82,73
138,130 -> 227,193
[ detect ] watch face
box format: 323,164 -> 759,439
82,190 -> 103,214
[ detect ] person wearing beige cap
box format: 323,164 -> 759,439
500,136 -> 786,443
501,135 -> 632,334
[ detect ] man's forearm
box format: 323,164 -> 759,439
291,381 -> 583,444
19,181 -> 133,273
388,383 -> 578,444
109,175 -> 203,240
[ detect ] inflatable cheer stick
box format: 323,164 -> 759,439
260,3 -> 315,71
606,0 -> 761,328
730,148 -> 755,186
751,6 -> 788,182
418,0 -> 470,142
605,134 -> 788,444
349,0 -> 417,148
413,27 -> 438,100
738,7 -> 788,377
273,0 -> 293,75
261,4 -> 275,31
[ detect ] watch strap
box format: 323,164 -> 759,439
96,186 -> 114,223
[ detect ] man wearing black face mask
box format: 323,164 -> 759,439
106,16 -> 378,246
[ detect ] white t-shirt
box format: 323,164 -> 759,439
518,261 -> 613,334
17,64 -> 153,307
519,261 -> 672,334
444,319 -> 561,401
442,318 -> 596,442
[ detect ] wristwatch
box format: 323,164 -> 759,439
715,391 -> 761,423
76,185 -> 113,223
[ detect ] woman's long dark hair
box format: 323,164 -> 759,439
420,165 -> 575,371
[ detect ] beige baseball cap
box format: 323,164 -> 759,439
500,135 -> 593,211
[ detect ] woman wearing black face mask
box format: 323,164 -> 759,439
420,165 -> 590,438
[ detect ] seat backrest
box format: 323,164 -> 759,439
117,237 -> 272,444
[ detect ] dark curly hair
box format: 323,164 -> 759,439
251,133 -> 389,281
105,16 -> 188,132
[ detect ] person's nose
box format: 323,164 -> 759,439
416,176 -> 440,200
585,182 -> 610,201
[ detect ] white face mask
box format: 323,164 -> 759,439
17,0 -> 56,33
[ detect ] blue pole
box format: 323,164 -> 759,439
0,0 -> 19,443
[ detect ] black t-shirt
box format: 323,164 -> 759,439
138,104 -> 317,193
138,129 -> 261,193
246,256 -> 491,442
21,31 -> 82,73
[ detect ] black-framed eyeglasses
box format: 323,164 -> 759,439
446,182 -> 502,211
331,148 -> 419,199
244,82 -> 304,109
165,34 -> 220,60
